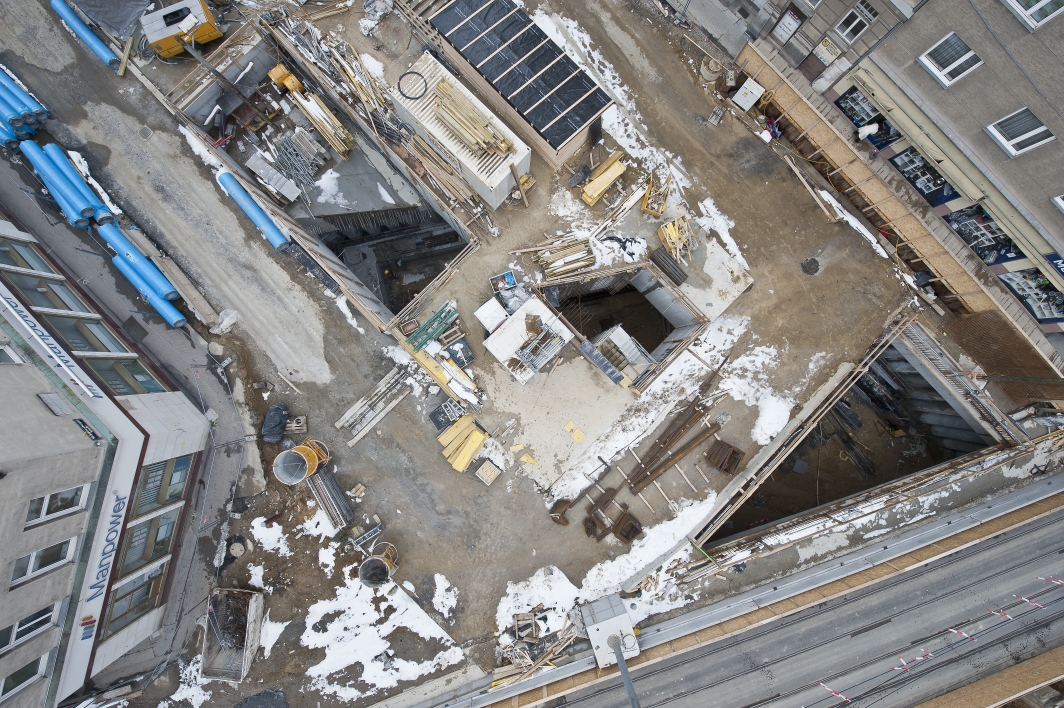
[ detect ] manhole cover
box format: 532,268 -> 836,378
801,257 -> 821,275
139,126 -> 153,140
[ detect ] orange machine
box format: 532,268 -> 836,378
140,0 -> 223,59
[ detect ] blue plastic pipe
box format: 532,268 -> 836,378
111,256 -> 186,328
217,172 -> 290,251
0,71 -> 47,122
42,143 -> 114,225
18,141 -> 94,217
0,89 -> 25,127
96,223 -> 178,300
0,84 -> 34,124
0,121 -> 17,150
50,0 -> 120,71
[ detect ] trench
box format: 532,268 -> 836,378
706,335 -> 998,544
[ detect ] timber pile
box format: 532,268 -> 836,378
432,79 -> 513,157
641,173 -> 671,216
657,215 -> 691,264
514,235 -> 596,279
406,134 -> 476,203
290,90 -> 354,156
329,45 -> 387,111
437,415 -> 490,472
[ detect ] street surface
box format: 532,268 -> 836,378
565,507 -> 1064,708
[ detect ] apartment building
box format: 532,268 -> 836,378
698,0 -> 1064,406
0,216 -> 209,707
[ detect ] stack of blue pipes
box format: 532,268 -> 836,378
0,68 -> 45,149
18,140 -> 187,328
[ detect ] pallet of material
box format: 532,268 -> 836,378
438,415 -> 489,472
582,160 -> 626,206
705,439 -> 745,475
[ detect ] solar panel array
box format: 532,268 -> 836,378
430,0 -> 612,150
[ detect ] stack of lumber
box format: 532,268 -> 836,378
581,150 -> 626,206
290,90 -> 355,157
657,215 -> 691,264
517,235 -> 596,279
406,134 -> 476,203
438,414 -> 490,472
432,79 -> 513,157
329,45 -> 386,111
641,173 -> 671,216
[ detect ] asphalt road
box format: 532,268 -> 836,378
565,507 -> 1064,708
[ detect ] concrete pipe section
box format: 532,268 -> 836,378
359,543 -> 398,588
272,439 -> 330,485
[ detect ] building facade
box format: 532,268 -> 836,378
0,215 -> 209,708
691,0 -> 1064,405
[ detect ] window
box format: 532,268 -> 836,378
2,272 -> 89,313
1000,0 -> 1064,28
919,33 -> 982,87
25,485 -> 91,525
11,538 -> 76,584
83,358 -> 165,396
0,604 -> 58,653
0,346 -> 21,364
41,315 -> 128,355
0,238 -> 54,274
104,569 -> 164,637
1053,195 -> 1064,214
0,655 -> 46,700
118,508 -> 180,578
986,108 -> 1055,156
133,456 -> 193,516
835,0 -> 878,43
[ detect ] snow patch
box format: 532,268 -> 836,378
260,610 -> 289,659
377,182 -> 396,204
178,125 -> 223,172
66,150 -> 124,215
721,346 -> 794,445
319,546 -> 337,578
694,197 -> 746,270
497,494 -> 717,639
336,295 -> 366,334
432,574 -> 458,622
361,53 -> 386,82
247,563 -> 267,592
166,656 -> 212,708
316,169 -> 351,207
250,517 -> 292,557
301,566 -> 464,700
297,508 -> 337,542
819,190 -> 889,258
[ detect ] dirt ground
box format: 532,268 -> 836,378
0,0 -> 913,704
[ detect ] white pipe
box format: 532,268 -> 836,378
202,104 -> 221,127
234,61 -> 254,85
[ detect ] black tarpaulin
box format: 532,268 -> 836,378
70,0 -> 152,41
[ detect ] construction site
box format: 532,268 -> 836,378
2,0 -> 1064,707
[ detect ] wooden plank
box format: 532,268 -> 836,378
347,388 -> 410,447
438,415 -> 475,447
335,367 -> 401,428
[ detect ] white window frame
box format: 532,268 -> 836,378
0,654 -> 47,702
11,537 -> 78,586
918,33 -> 983,88
834,0 -> 878,44
24,484 -> 92,527
0,604 -> 59,655
1053,195 -> 1064,214
999,0 -> 1064,28
985,107 -> 1056,156
0,345 -> 22,364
